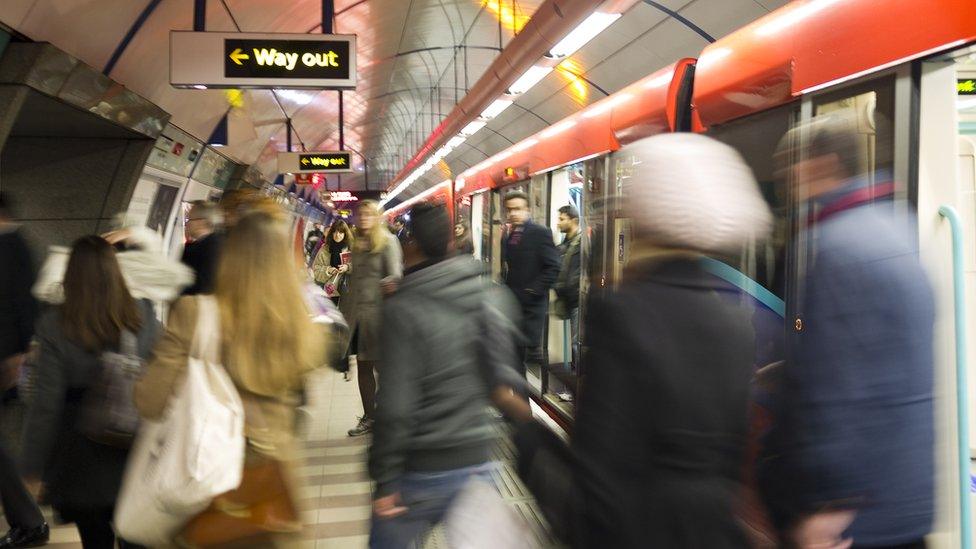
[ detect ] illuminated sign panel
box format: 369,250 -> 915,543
224,39 -> 349,80
278,151 -> 354,174
958,79 -> 976,95
171,32 -> 357,89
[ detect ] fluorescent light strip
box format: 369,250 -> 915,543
508,66 -> 553,95
481,99 -> 514,120
548,12 -> 621,59
460,119 -> 488,136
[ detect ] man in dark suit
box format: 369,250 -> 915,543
180,200 -> 223,295
501,190 -> 560,379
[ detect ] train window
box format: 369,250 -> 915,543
707,104 -> 798,301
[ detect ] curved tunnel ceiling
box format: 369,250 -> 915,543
0,0 -> 789,194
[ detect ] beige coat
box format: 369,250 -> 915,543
339,231 -> 402,361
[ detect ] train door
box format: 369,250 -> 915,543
470,191 -> 487,261
542,164 -> 584,415
917,47 -> 976,549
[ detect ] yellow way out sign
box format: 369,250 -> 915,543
171,31 -> 357,89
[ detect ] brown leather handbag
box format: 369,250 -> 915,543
178,456 -> 301,548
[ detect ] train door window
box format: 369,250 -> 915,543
470,192 -> 486,261
795,76 -> 899,307
706,103 -> 797,370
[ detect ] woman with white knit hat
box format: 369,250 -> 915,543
571,133 -> 772,548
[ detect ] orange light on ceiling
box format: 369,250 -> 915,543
481,0 -> 530,33
437,159 -> 452,179
556,59 -> 589,105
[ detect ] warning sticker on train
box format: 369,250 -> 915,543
171,31 -> 357,89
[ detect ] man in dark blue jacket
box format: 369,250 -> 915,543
760,119 -> 934,549
501,191 -> 560,376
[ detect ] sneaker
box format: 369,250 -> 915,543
0,523 -> 50,549
556,391 -> 574,402
347,416 -> 373,437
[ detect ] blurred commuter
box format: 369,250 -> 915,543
391,216 -> 406,239
21,235 -> 160,548
571,133 -> 772,548
305,223 -> 325,261
554,205 -> 581,371
0,194 -> 48,549
134,211 -> 326,546
759,118 -> 934,549
341,200 -> 402,437
501,191 -> 560,375
180,201 -> 223,295
33,225 -> 193,306
312,219 -> 354,306
369,203 -> 529,548
454,221 -> 474,255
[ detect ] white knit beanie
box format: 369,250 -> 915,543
621,133 -> 773,255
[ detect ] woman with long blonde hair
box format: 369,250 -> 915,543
134,211 -> 326,544
340,200 -> 402,436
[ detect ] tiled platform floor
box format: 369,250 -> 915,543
2,364 -> 553,548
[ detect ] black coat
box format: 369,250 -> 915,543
573,258 -> 754,548
0,228 -> 36,360
501,221 -> 560,347
180,232 -> 223,295
20,300 -> 160,518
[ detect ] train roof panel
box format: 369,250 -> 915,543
694,0 -> 976,128
457,59 -> 692,195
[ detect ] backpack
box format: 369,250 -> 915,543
78,330 -> 144,447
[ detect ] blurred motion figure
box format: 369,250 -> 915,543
22,235 -> 160,548
369,203 -> 529,548
0,194 -> 47,549
341,200 -> 402,436
572,133 -> 772,548
760,117 -> 934,549
180,201 -> 223,296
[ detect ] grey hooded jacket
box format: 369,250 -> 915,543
369,256 -> 524,497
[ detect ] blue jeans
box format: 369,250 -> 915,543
369,462 -> 496,549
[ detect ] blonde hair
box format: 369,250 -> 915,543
357,200 -> 388,253
216,212 -> 321,396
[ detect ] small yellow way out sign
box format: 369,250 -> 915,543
170,32 -> 356,89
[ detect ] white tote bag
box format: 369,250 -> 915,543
114,296 -> 246,546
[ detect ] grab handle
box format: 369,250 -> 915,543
941,204 -> 971,549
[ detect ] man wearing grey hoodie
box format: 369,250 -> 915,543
368,203 -> 530,548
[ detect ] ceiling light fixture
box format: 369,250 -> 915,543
548,12 -> 621,59
460,119 -> 488,136
481,99 -> 514,119
508,66 -> 553,95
